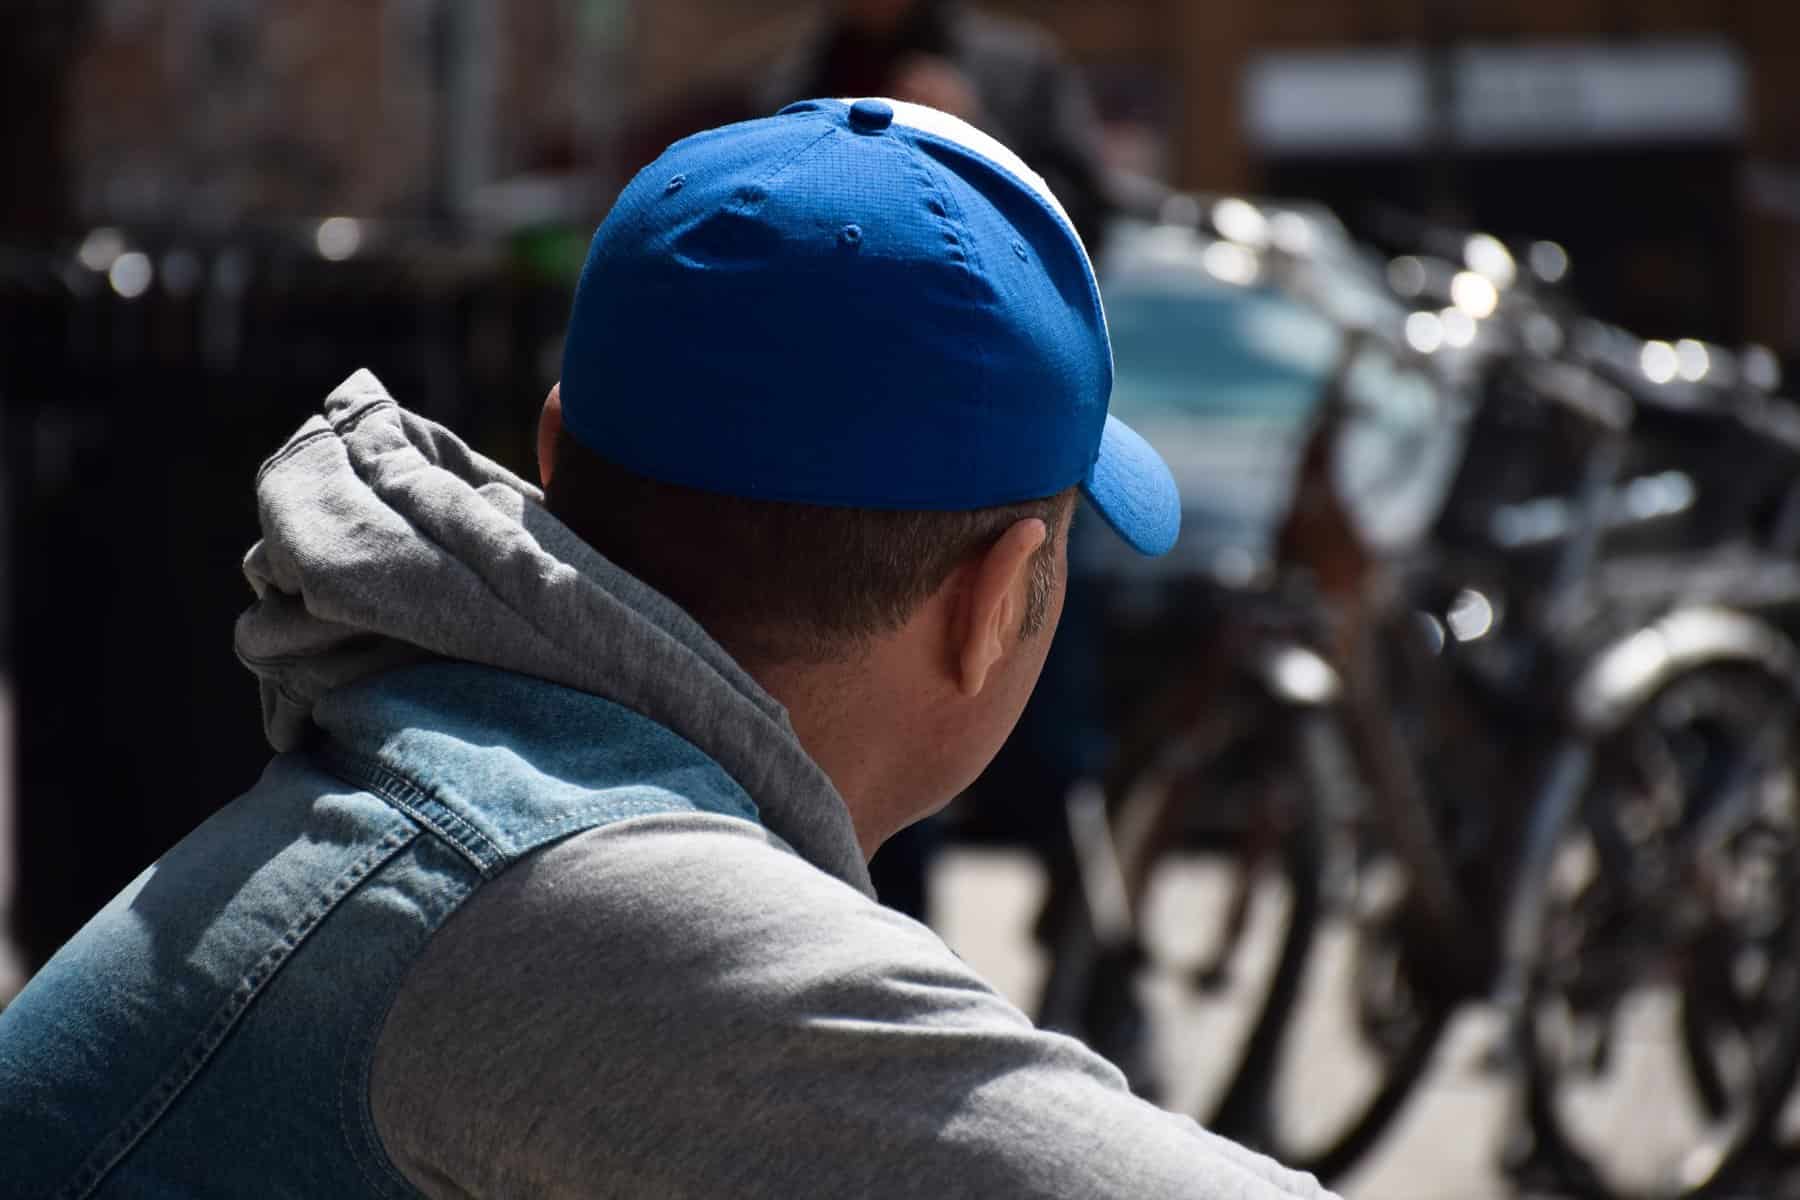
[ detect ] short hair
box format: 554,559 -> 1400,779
546,427 -> 1075,665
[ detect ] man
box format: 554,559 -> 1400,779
0,99 -> 1328,1198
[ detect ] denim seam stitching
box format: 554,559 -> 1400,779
340,1068 -> 423,1199
318,745 -> 507,877
329,741 -> 750,861
336,847 -> 476,1199
55,824 -> 420,1200
513,795 -> 745,843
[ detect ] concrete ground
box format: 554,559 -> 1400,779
932,847 -> 1781,1200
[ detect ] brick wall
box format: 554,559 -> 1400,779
63,0 -> 623,225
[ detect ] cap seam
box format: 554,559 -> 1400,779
912,148 -> 990,303
723,122 -> 841,216
902,124 -> 1112,362
905,145 -> 994,416
900,125 -> 1087,271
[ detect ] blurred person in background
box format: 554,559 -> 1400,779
760,0 -> 1110,252
0,98 -> 1329,1199
762,0 -> 1116,921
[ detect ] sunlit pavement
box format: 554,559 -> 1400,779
936,847 -> 1523,1200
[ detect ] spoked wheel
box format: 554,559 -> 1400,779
1523,666 -> 1800,1199
1039,699 -> 1454,1183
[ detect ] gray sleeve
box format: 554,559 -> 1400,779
370,814 -> 1335,1200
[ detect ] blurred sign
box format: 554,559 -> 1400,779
1245,39 -> 1746,154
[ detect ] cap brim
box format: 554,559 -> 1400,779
1080,414 -> 1181,556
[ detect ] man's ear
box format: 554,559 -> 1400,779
537,384 -> 563,490
952,517 -> 1048,698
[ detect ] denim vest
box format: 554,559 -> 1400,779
0,662 -> 761,1198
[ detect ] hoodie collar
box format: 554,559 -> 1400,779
235,369 -> 873,898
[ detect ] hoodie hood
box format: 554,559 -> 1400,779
235,369 -> 872,897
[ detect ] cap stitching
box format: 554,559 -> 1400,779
913,151 -> 989,296
898,124 -> 1087,267
902,125 -> 1111,358
903,145 -> 993,415
723,123 -> 840,216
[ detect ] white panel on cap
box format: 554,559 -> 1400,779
842,97 -> 1094,276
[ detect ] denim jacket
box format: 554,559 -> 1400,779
0,661 -> 759,1197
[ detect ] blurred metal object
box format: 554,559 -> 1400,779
1439,305 -> 1477,347
1210,196 -> 1270,249
1675,338 -> 1712,382
1641,339 -> 1680,384
1527,240 -> 1570,285
1200,239 -> 1259,287
76,228 -> 125,273
1450,270 -> 1499,319
106,251 -> 151,299
314,217 -> 364,262
1445,587 -> 1494,642
1388,255 -> 1428,298
1742,344 -> 1782,392
1256,644 -> 1341,705
1065,780 -> 1131,949
1402,310 -> 1444,354
1462,233 -> 1517,288
1569,608 -> 1800,738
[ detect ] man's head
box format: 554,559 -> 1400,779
549,98 -> 1178,845
541,390 -> 1074,837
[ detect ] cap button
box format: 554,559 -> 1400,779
848,98 -> 895,134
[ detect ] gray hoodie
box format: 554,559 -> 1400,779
238,370 -> 1333,1199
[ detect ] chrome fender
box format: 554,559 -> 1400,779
1568,606 -> 1800,737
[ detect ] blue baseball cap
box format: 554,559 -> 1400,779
561,96 -> 1180,556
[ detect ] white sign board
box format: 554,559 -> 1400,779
1244,39 -> 1746,154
